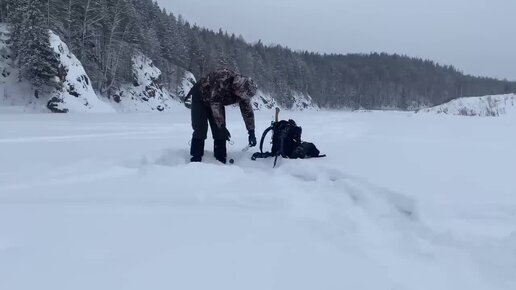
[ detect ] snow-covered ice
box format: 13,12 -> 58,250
0,108 -> 515,290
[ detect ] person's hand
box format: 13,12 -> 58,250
224,127 -> 232,141
248,130 -> 257,147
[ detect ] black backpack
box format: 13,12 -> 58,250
252,119 -> 325,167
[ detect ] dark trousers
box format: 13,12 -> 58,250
190,86 -> 228,161
191,87 -> 228,141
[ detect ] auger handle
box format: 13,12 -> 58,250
275,107 -> 280,122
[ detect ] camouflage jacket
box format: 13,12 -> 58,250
199,69 -> 255,131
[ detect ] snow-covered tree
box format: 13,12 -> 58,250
10,0 -> 61,95
5,0 -> 513,108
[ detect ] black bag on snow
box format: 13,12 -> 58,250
252,119 -> 325,167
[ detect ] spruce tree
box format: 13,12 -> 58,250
13,0 -> 61,92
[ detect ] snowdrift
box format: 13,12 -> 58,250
2,111 -> 515,289
420,94 -> 516,117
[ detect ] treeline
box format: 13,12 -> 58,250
2,0 -> 514,109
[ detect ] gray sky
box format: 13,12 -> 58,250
157,0 -> 516,81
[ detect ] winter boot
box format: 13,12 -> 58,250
214,140 -> 227,164
190,138 -> 205,162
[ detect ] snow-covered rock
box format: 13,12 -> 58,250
420,94 -> 516,117
46,32 -> 114,113
176,71 -> 196,101
251,90 -> 278,110
110,53 -> 181,112
291,92 -> 319,111
251,90 -> 318,111
0,24 -> 113,113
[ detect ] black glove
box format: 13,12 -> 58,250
248,130 -> 257,147
223,127 -> 232,141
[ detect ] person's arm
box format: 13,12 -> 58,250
239,100 -> 257,147
239,100 -> 255,131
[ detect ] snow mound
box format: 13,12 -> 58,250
110,53 -> 180,112
420,94 -> 516,117
46,31 -> 114,113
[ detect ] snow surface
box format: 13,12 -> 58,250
1,109 -> 515,290
420,94 -> 516,117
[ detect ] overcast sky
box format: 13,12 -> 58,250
157,0 -> 516,81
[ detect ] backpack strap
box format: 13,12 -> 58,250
259,125 -> 275,154
251,152 -> 273,160
310,154 -> 327,158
